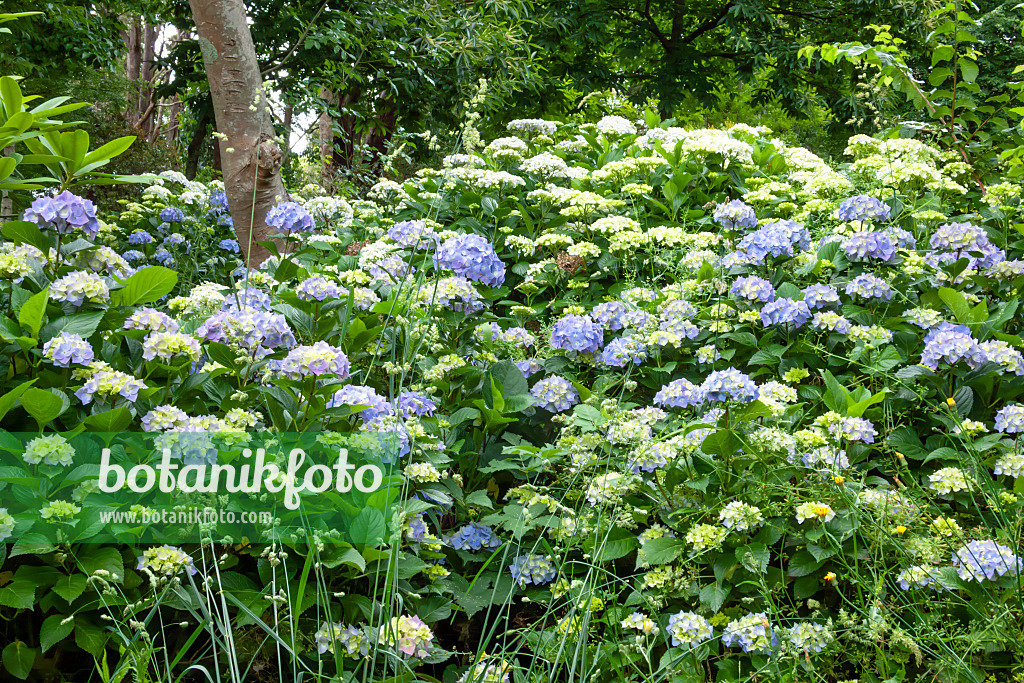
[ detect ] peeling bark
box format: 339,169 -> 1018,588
189,0 -> 288,267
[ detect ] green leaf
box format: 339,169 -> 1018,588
641,537 -> 685,565
2,641 -> 36,680
51,575 -> 87,603
698,582 -> 731,612
80,135 -> 135,168
700,429 -> 741,458
75,546 -> 124,583
20,387 -> 65,427
0,221 -> 48,253
39,614 -> 74,653
0,379 -> 36,422
736,543 -> 770,573
960,59 -> 979,84
40,311 -> 105,342
938,287 -> 973,325
109,266 -> 177,306
74,621 -> 107,657
592,527 -> 637,562
17,287 -> 48,338
0,578 -> 36,609
787,550 -> 825,577
83,408 -> 134,432
348,508 -> 386,546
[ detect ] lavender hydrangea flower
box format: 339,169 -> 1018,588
600,336 -> 647,367
219,239 -> 240,253
731,275 -> 775,303
123,250 -> 144,261
994,404 -> 1024,433
550,314 -> 603,353
129,230 -> 154,245
500,327 -> 536,347
388,220 -> 438,249
930,221 -> 991,252
433,233 -> 506,286
701,368 -> 758,403
398,391 -> 436,417
592,301 -> 627,330
515,359 -> 543,377
197,308 -> 296,355
653,378 -> 703,409
51,270 -> 109,307
296,275 -> 341,301
22,190 -> 100,238
953,540 -> 1021,581
837,194 -> 890,223
713,199 -> 758,230
531,375 -> 579,412
509,554 -> 557,585
222,287 -> 272,311
734,220 -> 810,265
75,370 -> 147,404
209,191 -> 229,213
842,231 -> 896,262
921,322 -> 986,370
802,284 -> 839,309
844,274 -> 893,302
326,385 -> 393,421
42,332 -> 94,367
278,342 -> 350,379
760,298 -> 811,328
160,206 -> 185,223
266,201 -> 315,234
446,522 -> 503,551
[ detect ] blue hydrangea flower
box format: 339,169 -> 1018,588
668,611 -> 714,648
266,201 -> 315,234
713,199 -> 758,230
731,275 -> 775,303
599,336 -> 647,367
592,301 -> 627,330
701,368 -> 758,403
837,194 -> 890,222
209,191 -> 230,213
446,522 -> 503,551
219,239 -> 240,253
930,221 -> 990,252
721,613 -> 776,654
509,554 -> 557,585
760,298 -> 811,328
994,404 -> 1024,433
734,220 -> 810,264
197,307 -> 296,356
398,391 -> 436,417
296,275 -> 341,302
123,250 -> 144,262
388,220 -> 439,249
433,233 -> 506,286
164,233 -> 186,247
42,332 -> 94,367
953,540 -> 1021,581
129,230 -> 154,245
23,190 -> 100,239
802,284 -> 839,309
223,287 -> 272,311
844,274 -> 893,301
531,375 -> 579,412
160,206 -> 185,223
661,299 -> 697,319
515,359 -> 543,378
326,385 -> 394,422
842,231 -> 896,262
550,314 -> 603,353
653,378 -> 703,409
921,322 -> 985,370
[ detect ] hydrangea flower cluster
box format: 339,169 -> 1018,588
701,368 -> 758,403
326,385 -> 392,420
160,206 -> 185,223
731,275 -> 775,302
719,501 -> 764,531
995,404 -> 1024,433
952,540 -> 1021,582
142,331 -> 201,362
23,434 -> 75,466
837,194 -> 890,222
379,615 -> 434,658
713,199 -> 758,230
667,611 -> 714,647
125,308 -> 180,332
599,336 -> 647,367
75,369 -> 147,404
509,553 -> 557,585
920,322 -> 985,370
653,378 -> 703,409
844,274 -> 893,301
136,545 -> 197,576
802,284 -> 839,309
296,275 -> 341,301
198,308 -> 296,355
760,298 -> 811,328
787,622 -> 832,653
23,190 -> 101,238
315,622 -> 367,657
446,523 -> 503,551
721,613 -> 776,654
550,314 -> 603,353
842,231 -> 896,261
733,220 -> 810,264
42,332 -> 94,367
389,220 -> 438,249
266,201 -> 315,234
51,270 -> 109,306
531,375 -> 579,412
433,234 -> 506,286
278,342 -> 350,379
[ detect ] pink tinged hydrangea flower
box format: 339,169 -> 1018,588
124,308 -> 180,333
653,378 -> 703,409
433,233 -> 506,286
953,540 -> 1021,581
531,375 -> 579,412
278,342 -> 350,379
42,332 -> 94,367
380,615 -> 434,658
23,190 -> 101,238
296,275 -> 341,301
550,314 -> 603,353
995,404 -> 1024,433
266,201 -> 315,234
51,270 -> 109,307
668,611 -> 714,647
75,370 -> 147,404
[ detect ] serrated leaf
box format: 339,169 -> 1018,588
39,614 -> 74,653
51,575 -> 87,602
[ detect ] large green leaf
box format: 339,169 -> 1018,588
16,287 -> 48,338
348,508 -> 386,546
20,387 -> 65,428
39,614 -> 74,653
110,266 -> 177,306
1,641 -> 36,680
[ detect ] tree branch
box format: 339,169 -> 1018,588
680,2 -> 732,46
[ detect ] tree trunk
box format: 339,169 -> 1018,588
138,23 -> 160,138
318,88 -> 336,191
189,0 -> 288,267
184,101 -> 212,180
